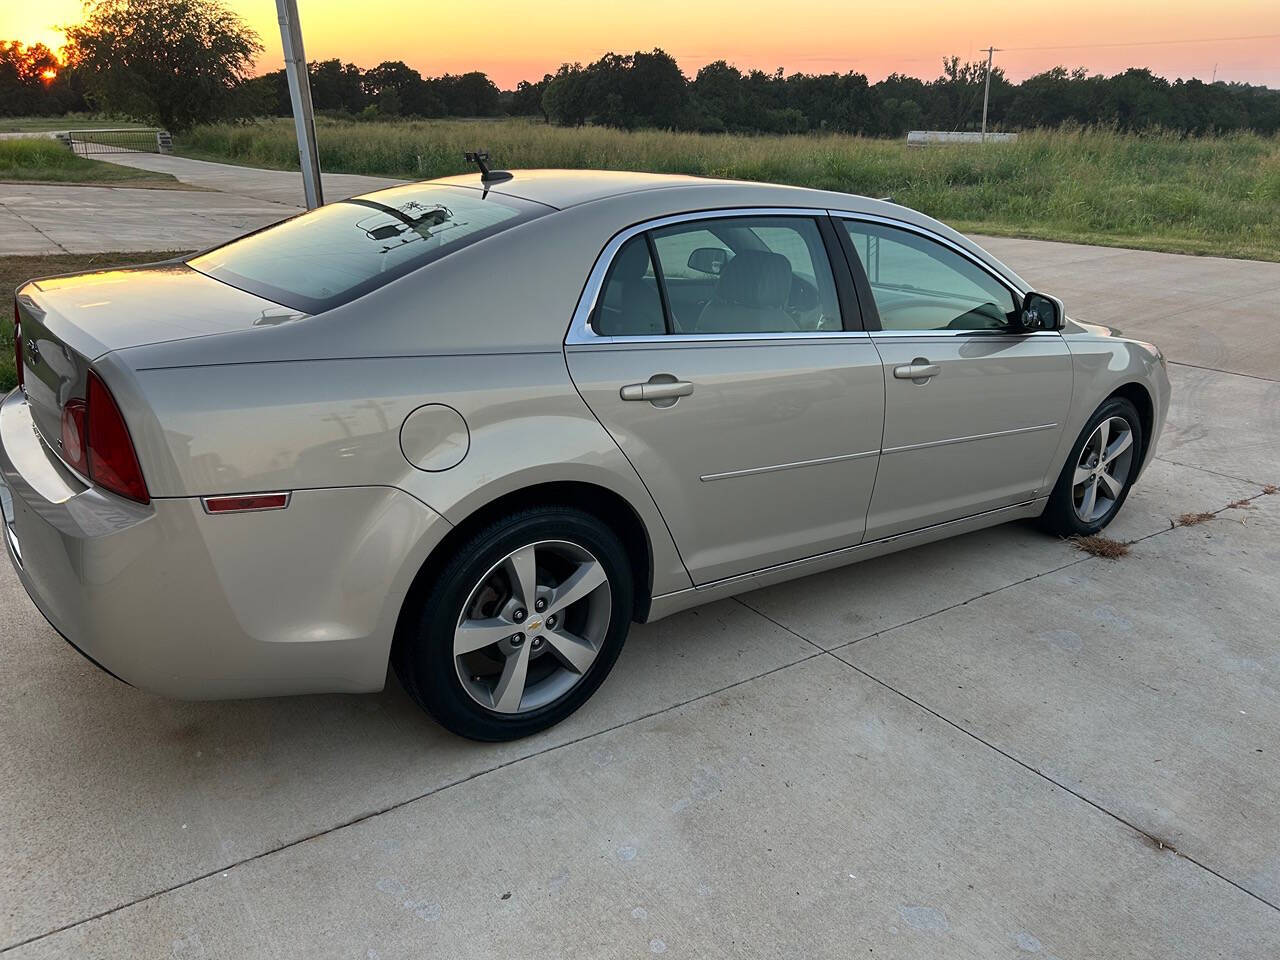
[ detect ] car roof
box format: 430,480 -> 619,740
422,169 -> 723,210
349,169 -> 1033,295
357,167 -> 898,221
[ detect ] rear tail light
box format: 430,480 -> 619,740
13,302 -> 22,391
60,399 -> 88,475
84,371 -> 150,504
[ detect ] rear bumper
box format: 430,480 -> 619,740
0,389 -> 450,699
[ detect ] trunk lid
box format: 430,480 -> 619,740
14,262 -> 301,464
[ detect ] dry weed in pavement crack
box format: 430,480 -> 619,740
1068,535 -> 1130,558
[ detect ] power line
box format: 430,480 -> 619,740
1001,33 -> 1280,53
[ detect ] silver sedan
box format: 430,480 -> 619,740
2,170 -> 1169,740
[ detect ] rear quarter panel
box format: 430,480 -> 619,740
106,349 -> 692,601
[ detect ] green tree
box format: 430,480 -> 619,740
309,59 -> 367,114
629,49 -> 687,128
542,63 -> 590,126
437,72 -> 502,116
64,0 -> 261,131
364,60 -> 441,116
512,75 -> 551,119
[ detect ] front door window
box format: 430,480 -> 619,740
842,221 -> 1018,332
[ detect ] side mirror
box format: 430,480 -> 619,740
1021,292 -> 1064,331
687,247 -> 729,276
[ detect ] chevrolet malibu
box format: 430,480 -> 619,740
2,170 -> 1169,740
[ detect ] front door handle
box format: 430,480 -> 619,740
893,360 -> 941,383
620,375 -> 694,404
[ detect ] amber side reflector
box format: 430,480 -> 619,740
202,493 -> 290,514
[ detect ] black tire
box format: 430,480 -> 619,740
1040,395 -> 1144,538
394,506 -> 633,742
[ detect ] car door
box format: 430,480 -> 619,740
836,216 -> 1073,541
566,211 -> 884,586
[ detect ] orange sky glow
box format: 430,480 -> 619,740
4,0 -> 1278,88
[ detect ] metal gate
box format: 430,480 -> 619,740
60,129 -> 171,156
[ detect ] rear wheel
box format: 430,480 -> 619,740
1041,396 -> 1144,537
395,507 -> 633,741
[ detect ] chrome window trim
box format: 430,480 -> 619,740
565,205 -> 1035,347
567,206 -> 864,346
565,330 -> 871,349
864,329 -> 1062,339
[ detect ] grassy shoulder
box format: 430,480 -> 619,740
0,140 -> 180,187
179,118 -> 1280,262
2,251 -> 189,392
0,115 -> 151,133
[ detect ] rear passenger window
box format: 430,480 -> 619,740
590,235 -> 667,337
649,216 -> 841,334
649,229 -> 731,280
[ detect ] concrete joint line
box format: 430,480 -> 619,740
738,486 -> 1280,914
0,650 -> 827,953
1154,456 -> 1276,490
1,199 -> 70,254
1167,359 -> 1280,384
830,651 -> 1280,916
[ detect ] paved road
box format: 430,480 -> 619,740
98,149 -> 404,204
0,182 -> 296,257
2,156 -> 1279,957
0,154 -> 395,257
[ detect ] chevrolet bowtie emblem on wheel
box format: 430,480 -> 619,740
526,618 -> 543,632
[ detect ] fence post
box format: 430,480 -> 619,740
54,132 -> 74,151
156,131 -> 173,154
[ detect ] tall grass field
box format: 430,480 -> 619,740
178,118 -> 1280,261
0,139 -> 176,185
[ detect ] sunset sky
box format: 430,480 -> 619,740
4,0 -> 1279,88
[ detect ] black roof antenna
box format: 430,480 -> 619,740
464,150 -> 512,184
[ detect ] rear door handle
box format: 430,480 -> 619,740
620,376 -> 695,403
893,361 -> 941,382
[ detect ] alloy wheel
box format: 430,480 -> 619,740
1072,416 -> 1135,523
453,539 -> 611,715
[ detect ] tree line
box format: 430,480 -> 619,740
527,52 -> 1280,136
4,0 -> 1279,135
235,49 -> 1280,137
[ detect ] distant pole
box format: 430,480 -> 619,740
276,0 -> 323,208
980,46 -> 996,142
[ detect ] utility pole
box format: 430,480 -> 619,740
980,45 -> 1000,142
276,0 -> 323,208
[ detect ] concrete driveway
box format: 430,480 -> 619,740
2,158 -> 1278,957
0,154 -> 395,255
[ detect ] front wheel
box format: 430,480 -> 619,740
1041,396 -> 1144,537
394,507 -> 633,741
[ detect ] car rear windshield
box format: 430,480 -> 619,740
188,184 -> 549,313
